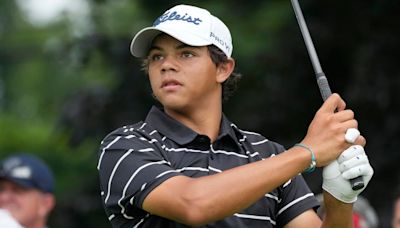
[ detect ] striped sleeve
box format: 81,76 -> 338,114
238,132 -> 320,226
276,167 -> 320,226
97,129 -> 182,226
260,143 -> 320,226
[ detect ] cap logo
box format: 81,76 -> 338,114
10,166 -> 32,179
153,11 -> 203,26
210,32 -> 231,53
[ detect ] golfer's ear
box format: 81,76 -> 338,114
216,58 -> 235,83
39,193 -> 55,217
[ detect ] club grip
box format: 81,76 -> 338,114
316,72 -> 365,191
316,73 -> 332,101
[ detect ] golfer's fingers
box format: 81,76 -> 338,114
333,109 -> 355,122
353,135 -> 366,147
321,93 -> 346,113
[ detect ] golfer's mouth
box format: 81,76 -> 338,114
161,79 -> 182,90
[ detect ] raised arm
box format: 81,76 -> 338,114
143,94 -> 366,227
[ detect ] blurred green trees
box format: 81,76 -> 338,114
1,0 -> 399,227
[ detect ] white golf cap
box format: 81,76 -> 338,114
130,5 -> 233,58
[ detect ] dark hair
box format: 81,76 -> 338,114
207,45 -> 242,102
141,45 -> 242,102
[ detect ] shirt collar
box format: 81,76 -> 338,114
218,113 -> 242,143
145,106 -> 242,145
145,106 -> 197,145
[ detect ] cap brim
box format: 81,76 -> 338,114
130,26 -> 212,57
0,176 -> 35,190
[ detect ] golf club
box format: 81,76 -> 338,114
290,0 -> 364,191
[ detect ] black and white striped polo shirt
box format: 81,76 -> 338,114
97,106 -> 319,228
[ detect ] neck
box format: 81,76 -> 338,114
165,98 -> 222,142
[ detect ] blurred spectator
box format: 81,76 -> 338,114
0,153 -> 55,228
316,193 -> 379,228
393,194 -> 400,228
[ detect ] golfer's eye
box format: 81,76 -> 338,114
181,51 -> 195,58
149,53 -> 163,62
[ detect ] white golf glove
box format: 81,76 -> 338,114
322,145 -> 374,203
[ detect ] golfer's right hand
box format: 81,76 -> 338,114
300,93 -> 366,167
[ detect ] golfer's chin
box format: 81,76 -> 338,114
161,101 -> 193,116
157,95 -> 188,109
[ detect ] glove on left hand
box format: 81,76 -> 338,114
322,145 -> 374,203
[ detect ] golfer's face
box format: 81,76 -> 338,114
147,34 -> 221,112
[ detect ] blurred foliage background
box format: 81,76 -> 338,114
0,0 -> 399,227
